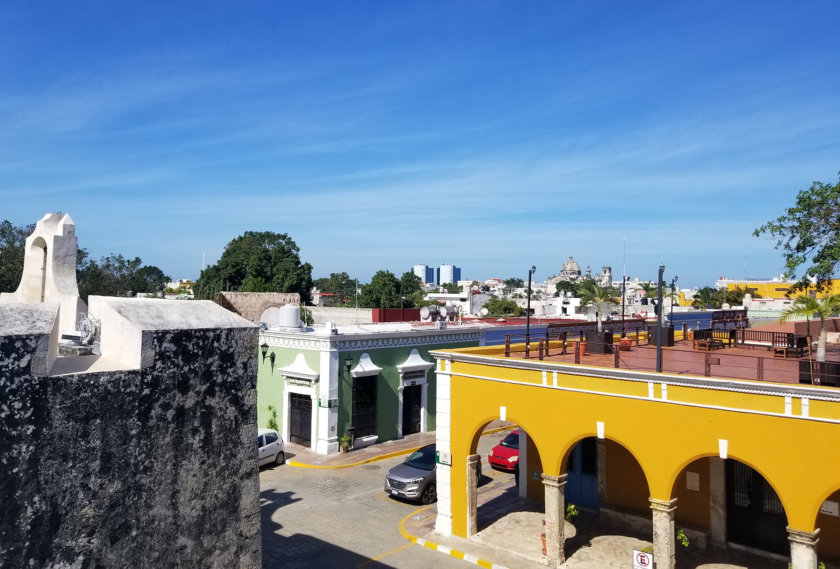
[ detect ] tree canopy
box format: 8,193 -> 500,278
555,277 -> 599,298
400,271 -> 423,299
780,295 -> 840,362
194,231 -> 313,302
482,297 -> 523,317
0,219 -> 35,293
441,282 -> 461,294
359,270 -> 401,308
77,253 -> 171,301
578,282 -> 618,331
1,219 -> 170,301
754,173 -> 840,291
314,272 -> 357,304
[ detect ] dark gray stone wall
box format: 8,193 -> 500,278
0,326 -> 260,569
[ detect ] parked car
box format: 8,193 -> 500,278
385,444 -> 482,505
258,428 -> 285,467
385,444 -> 437,504
488,429 -> 519,472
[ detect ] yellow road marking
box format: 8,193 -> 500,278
355,542 -> 414,568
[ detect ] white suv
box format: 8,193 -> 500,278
258,428 -> 285,467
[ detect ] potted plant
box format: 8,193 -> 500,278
339,434 -> 351,453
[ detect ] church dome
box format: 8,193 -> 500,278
561,257 -> 581,277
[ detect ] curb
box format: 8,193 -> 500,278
398,506 -> 509,569
289,425 -> 515,469
288,446 -> 416,469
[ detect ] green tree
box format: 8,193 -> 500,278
482,297 -> 523,317
194,231 -> 313,302
754,172 -> 840,292
77,253 -> 170,301
314,272 -> 357,304
441,282 -> 461,294
637,281 -> 658,305
359,270 -> 401,308
502,277 -> 524,297
691,287 -> 717,309
578,282 -> 618,332
720,285 -> 757,307
780,295 -> 840,362
555,280 -> 577,297
0,219 -> 35,293
130,265 -> 171,294
400,271 -> 423,307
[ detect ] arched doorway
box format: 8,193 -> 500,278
726,460 -> 788,555
469,423 -> 546,558
565,437 -> 598,510
816,489 -> 840,563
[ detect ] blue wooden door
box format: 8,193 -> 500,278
565,437 -> 598,509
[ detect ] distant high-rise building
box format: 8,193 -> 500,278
438,264 -> 461,285
413,264 -> 435,284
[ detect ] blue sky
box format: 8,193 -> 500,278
2,2 -> 839,288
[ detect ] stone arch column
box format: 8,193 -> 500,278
788,527 -> 819,569
542,473 -> 568,567
650,497 -> 677,569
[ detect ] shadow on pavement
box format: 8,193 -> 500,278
260,487 -> 395,569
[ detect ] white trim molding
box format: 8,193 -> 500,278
351,352 -> 382,378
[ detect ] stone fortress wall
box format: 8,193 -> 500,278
0,214 -> 261,569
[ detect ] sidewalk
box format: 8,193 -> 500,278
286,430 -> 437,468
401,478 -> 784,569
283,426 -> 785,569
286,421 -> 513,468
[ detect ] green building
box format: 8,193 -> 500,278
257,308 -> 486,455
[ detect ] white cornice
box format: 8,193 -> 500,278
262,329 -> 482,353
397,348 -> 434,373
277,353 -> 319,381
336,331 -> 482,351
351,353 -> 382,377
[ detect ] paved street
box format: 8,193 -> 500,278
258,431 -> 509,569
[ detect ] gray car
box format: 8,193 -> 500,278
385,444 -> 438,504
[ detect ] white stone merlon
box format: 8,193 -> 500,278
81,296 -> 254,372
0,213 -> 86,338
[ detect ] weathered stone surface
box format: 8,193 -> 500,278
0,318 -> 260,568
217,292 -> 300,324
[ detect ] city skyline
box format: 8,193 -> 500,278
2,2 -> 839,289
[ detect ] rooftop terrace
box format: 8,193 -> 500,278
494,330 -> 840,386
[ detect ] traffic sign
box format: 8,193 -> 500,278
633,549 -> 653,569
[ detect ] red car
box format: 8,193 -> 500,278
488,429 -> 519,472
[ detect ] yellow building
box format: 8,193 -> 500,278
717,277 -> 840,299
430,344 -> 840,569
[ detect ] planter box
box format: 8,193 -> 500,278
584,331 -> 614,354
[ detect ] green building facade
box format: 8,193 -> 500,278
257,323 -> 485,454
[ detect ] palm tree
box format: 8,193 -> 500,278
691,287 -> 717,310
779,295 -> 840,362
637,281 -> 658,305
579,282 -> 618,332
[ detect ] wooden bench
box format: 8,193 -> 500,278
695,338 -> 726,351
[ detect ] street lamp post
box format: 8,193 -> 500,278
669,276 -> 679,324
656,264 -> 665,373
526,265 -> 536,350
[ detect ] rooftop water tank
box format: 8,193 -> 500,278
279,304 -> 301,328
